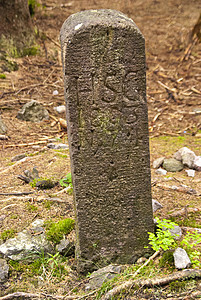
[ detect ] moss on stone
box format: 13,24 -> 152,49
45,218 -> 75,244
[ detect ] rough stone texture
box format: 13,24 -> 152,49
174,147 -> 196,169
17,100 -> 49,122
86,264 -> 124,290
153,157 -> 165,169
0,230 -> 53,260
0,116 -> 7,134
60,9 -> 154,272
0,258 -> 9,283
11,153 -> 26,162
163,225 -> 182,240
56,238 -> 75,256
152,199 -> 163,212
185,169 -> 195,177
173,247 -> 191,269
47,143 -> 69,149
163,158 -> 183,172
193,156 -> 201,171
155,168 -> 167,175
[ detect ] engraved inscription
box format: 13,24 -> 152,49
60,9 -> 153,272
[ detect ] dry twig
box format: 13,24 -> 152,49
127,250 -> 160,277
1,203 -> 18,211
156,183 -> 197,195
3,140 -> 48,149
0,292 -> 77,300
102,269 -> 201,300
0,157 -> 29,174
0,192 -> 33,196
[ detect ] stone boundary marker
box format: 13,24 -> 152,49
60,9 -> 154,272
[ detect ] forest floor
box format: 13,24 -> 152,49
0,0 -> 201,299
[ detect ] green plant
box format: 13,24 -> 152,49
59,173 -> 72,188
45,218 -> 75,244
159,251 -> 174,269
180,231 -> 201,267
42,200 -> 51,209
26,203 -> 38,212
9,252 -> 68,279
1,229 -> 16,242
59,173 -> 73,194
28,0 -> 41,16
0,73 -> 6,79
169,279 -> 196,293
147,218 -> 178,252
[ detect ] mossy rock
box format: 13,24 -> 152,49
0,51 -> 18,73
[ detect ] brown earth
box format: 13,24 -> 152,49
0,0 -> 201,299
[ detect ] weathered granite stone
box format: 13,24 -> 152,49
155,168 -> 167,175
86,264 -> 124,290
11,153 -> 27,162
47,143 -> 69,149
17,100 -> 49,122
163,225 -> 182,240
0,259 -> 9,283
173,248 -> 191,269
174,147 -> 196,169
60,9 -> 154,272
0,230 -> 53,260
152,199 -> 163,212
193,156 -> 201,171
163,158 -> 183,172
153,157 -> 165,169
56,238 -> 75,256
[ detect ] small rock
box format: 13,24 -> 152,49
185,169 -> 195,177
17,100 -> 49,122
48,138 -> 58,142
0,259 -> 9,283
32,167 -> 39,179
32,145 -> 41,149
173,247 -> 191,269
36,179 -> 56,189
53,90 -> 59,96
31,219 -> 44,229
11,154 -> 26,162
168,225 -> 182,240
152,199 -> 163,212
174,147 -> 196,169
0,215 -> 6,222
54,105 -> 66,113
155,168 -> 167,175
153,157 -> 165,169
136,257 -> 146,264
30,219 -> 44,234
163,158 -> 183,172
47,143 -> 68,150
0,135 -> 9,140
86,265 -> 125,290
0,230 -> 53,261
56,238 -> 75,256
0,116 -> 7,134
193,156 -> 201,171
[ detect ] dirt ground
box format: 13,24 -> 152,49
0,0 -> 201,299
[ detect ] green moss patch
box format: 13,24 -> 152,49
1,229 -> 16,242
45,218 -> 75,244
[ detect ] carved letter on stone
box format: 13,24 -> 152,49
60,9 -> 154,272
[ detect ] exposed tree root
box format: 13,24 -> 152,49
102,269 -> 201,300
0,292 -> 77,300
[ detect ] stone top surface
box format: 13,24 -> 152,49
60,9 -> 142,45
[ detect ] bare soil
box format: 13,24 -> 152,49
0,0 -> 201,299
